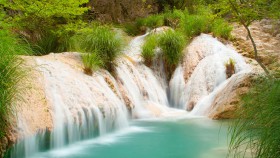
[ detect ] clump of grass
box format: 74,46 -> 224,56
141,34 -> 158,66
225,58 -> 235,78
179,14 -> 211,37
211,18 -> 232,40
229,76 -> 280,158
158,30 -> 186,78
0,30 -> 30,138
163,9 -> 186,29
142,14 -> 164,29
71,25 -> 123,73
30,30 -> 74,55
82,52 -> 103,75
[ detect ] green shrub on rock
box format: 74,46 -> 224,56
158,30 -> 186,77
71,25 -> 123,73
141,35 -> 158,66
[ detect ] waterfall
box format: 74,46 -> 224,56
169,34 -> 251,115
10,33 -> 251,157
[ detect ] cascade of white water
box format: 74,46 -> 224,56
169,34 -> 251,115
11,33 -> 252,157
117,33 -> 170,118
36,58 -> 129,147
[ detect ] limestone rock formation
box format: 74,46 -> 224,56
231,19 -> 280,71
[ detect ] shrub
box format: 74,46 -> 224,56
0,30 -> 30,138
142,34 -> 158,66
158,30 -> 186,77
211,18 -> 232,40
82,52 -> 104,75
71,25 -> 123,72
229,76 -> 280,158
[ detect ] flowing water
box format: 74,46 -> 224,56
8,33 -> 250,158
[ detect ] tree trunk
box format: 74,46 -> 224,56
243,24 -> 270,75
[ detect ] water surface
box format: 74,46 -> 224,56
30,118 -> 229,158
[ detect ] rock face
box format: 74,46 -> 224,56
208,73 -> 253,119
88,0 -> 159,23
232,19 -> 280,70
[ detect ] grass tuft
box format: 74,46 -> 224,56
225,58 -> 236,78
82,52 -> 104,75
158,30 -> 186,78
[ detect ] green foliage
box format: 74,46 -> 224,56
82,52 -> 104,75
157,0 -> 206,12
213,0 -> 280,26
2,0 -> 89,30
143,14 -> 164,29
229,76 -> 280,158
211,18 -> 232,39
142,35 -> 158,65
71,25 -> 123,72
179,6 -> 214,37
123,23 -> 142,36
0,0 -> 89,55
163,9 -> 186,28
158,30 -> 186,74
0,30 -> 30,138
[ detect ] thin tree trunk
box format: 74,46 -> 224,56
228,0 -> 270,75
243,24 -> 270,75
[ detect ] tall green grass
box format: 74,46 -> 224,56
0,30 -> 30,138
211,18 -> 232,40
31,31 -> 73,55
70,25 -> 123,73
229,75 -> 280,158
158,30 -> 186,78
141,34 -> 157,66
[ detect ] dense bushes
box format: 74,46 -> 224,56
0,0 -> 89,55
229,75 -> 280,158
71,26 -> 123,73
124,7 -> 232,40
0,30 -> 30,138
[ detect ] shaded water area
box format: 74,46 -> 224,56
13,118 -> 229,158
